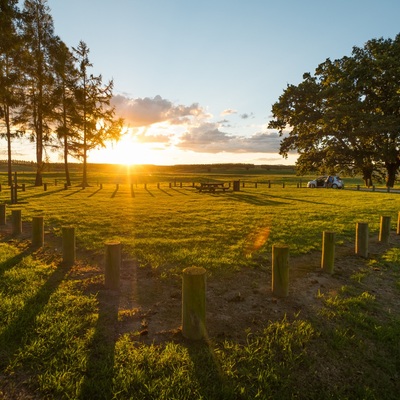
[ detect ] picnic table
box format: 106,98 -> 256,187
196,182 -> 229,193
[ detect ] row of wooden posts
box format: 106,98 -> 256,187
1,206 -> 400,340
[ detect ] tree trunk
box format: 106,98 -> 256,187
64,135 -> 71,186
385,161 -> 399,188
5,105 -> 12,186
362,166 -> 373,187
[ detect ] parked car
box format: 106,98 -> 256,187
307,175 -> 344,189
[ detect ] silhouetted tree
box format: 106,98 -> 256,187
72,41 -> 123,187
0,0 -> 24,185
18,0 -> 57,186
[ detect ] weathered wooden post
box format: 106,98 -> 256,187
180,182 -> 182,188
282,182 -> 285,188
397,211 -> 400,235
11,209 -> 22,235
157,182 -> 160,189
379,216 -> 391,243
43,183 -> 47,191
100,183 -> 103,189
64,183 -> 68,190
355,222 -> 369,258
22,183 -> 25,192
321,231 -> 335,274
104,241 -> 121,290
233,180 -> 240,192
62,226 -> 76,265
182,266 -> 206,340
357,185 -> 360,191
268,180 -> 271,188
272,244 -> 289,297
0,203 -> 6,225
169,182 -> 172,188
32,216 -> 44,247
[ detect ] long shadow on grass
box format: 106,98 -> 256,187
266,193 -> 327,205
0,246 -> 32,278
170,188 -> 189,196
185,341 -> 234,399
0,261 -> 71,368
63,188 -> 86,197
19,187 -> 66,200
88,188 -> 102,198
227,192 -> 288,206
158,188 -> 173,196
78,288 -> 119,399
145,188 -> 155,197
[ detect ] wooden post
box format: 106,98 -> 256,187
157,182 -> 160,189
182,266 -> 206,340
22,183 -> 25,192
0,203 -> 6,225
357,185 -> 360,191
379,216 -> 391,243
180,182 -> 182,188
43,183 -> 47,191
105,241 -> 121,290
355,222 -> 369,258
100,183 -> 103,189
11,209 -> 22,235
272,245 -> 289,297
397,211 -> 400,235
64,183 -> 68,190
282,182 -> 285,188
62,226 -> 76,266
32,216 -> 44,247
321,231 -> 335,274
268,180 -> 271,188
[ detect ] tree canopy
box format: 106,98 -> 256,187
0,0 -> 123,186
269,34 -> 400,187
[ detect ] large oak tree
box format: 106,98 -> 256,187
269,35 -> 400,187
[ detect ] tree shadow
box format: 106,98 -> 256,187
78,287 -> 119,399
227,192 -> 288,206
170,188 -> 189,196
0,261 -> 72,368
18,188 -> 66,200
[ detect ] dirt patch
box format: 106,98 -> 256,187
2,223 -> 400,345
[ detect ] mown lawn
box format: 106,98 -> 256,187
0,169 -> 400,399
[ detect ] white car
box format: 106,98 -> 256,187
307,175 -> 344,189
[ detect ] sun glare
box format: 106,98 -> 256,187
91,133 -> 159,165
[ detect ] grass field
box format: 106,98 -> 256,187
0,166 -> 399,399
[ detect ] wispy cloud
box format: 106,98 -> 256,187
221,109 -> 237,116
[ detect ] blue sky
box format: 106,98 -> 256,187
19,0 -> 400,164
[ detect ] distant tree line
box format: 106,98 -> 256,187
269,34 -> 400,187
0,0 -> 123,187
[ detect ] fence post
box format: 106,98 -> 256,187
32,216 -> 44,247
62,226 -> 76,266
43,183 -> 47,191
105,241 -> 121,290
379,216 -> 391,243
397,211 -> 400,235
11,209 -> 22,235
321,231 -> 335,274
0,203 -> 5,225
182,266 -> 206,340
272,244 -> 289,297
355,222 -> 369,258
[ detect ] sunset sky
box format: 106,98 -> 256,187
13,0 -> 400,165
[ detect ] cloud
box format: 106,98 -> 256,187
112,94 -> 208,127
221,109 -> 237,116
178,123 -> 281,153
240,112 -> 254,119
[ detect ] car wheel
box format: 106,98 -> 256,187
310,184 -> 315,188
332,184 -> 338,189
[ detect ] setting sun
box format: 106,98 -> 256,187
89,132 -> 160,165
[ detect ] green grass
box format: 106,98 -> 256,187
1,167 -> 400,399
